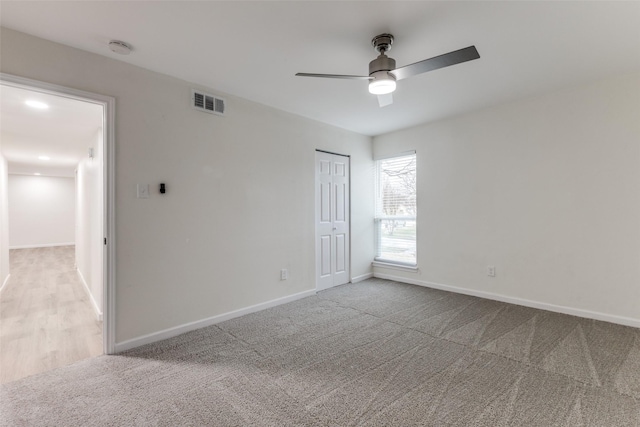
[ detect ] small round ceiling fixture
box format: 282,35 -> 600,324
108,40 -> 132,55
38,155 -> 50,161
34,173 -> 41,176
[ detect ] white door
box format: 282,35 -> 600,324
315,151 -> 350,291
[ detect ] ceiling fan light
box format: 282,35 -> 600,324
368,72 -> 396,95
369,79 -> 396,95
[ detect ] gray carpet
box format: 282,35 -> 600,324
1,278 -> 639,426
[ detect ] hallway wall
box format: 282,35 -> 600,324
0,155 -> 9,290
76,128 -> 103,318
8,174 -> 75,248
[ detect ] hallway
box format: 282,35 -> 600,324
0,246 -> 102,384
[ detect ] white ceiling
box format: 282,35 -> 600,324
1,1 -> 639,136
0,85 -> 103,177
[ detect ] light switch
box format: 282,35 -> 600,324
137,184 -> 149,199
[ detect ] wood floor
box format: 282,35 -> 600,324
0,246 -> 102,384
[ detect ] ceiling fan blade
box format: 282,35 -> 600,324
295,73 -> 372,80
390,46 -> 480,81
377,93 -> 393,108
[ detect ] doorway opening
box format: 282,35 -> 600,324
0,74 -> 115,383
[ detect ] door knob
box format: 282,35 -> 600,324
333,227 -> 337,231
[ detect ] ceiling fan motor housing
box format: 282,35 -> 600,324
370,34 -> 396,75
369,55 -> 396,75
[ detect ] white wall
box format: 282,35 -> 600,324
373,73 -> 640,325
0,154 -> 9,290
0,28 -> 374,344
8,174 -> 75,248
76,128 -> 104,317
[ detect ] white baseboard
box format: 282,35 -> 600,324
76,268 -> 103,322
0,274 -> 10,293
114,288 -> 317,353
351,272 -> 374,283
9,242 -> 75,249
374,272 -> 640,329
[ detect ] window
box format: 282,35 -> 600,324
374,152 -> 417,267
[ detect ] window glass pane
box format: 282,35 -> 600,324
377,218 -> 416,264
374,153 -> 416,265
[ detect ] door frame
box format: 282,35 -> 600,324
315,149 -> 351,291
1,73 -> 116,355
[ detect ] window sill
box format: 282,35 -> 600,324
372,261 -> 418,272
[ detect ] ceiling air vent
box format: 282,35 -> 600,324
191,89 -> 225,116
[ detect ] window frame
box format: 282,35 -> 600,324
373,151 -> 417,268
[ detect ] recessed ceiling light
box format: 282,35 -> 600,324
34,173 -> 41,176
26,100 -> 49,110
38,155 -> 50,161
108,40 -> 132,55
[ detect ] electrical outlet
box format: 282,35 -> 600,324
487,265 -> 496,277
280,269 -> 288,280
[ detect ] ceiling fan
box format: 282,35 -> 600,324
296,34 -> 480,107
